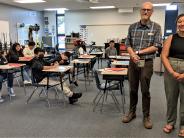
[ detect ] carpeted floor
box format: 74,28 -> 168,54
0,62 -> 180,138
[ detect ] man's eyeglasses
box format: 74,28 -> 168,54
141,9 -> 152,13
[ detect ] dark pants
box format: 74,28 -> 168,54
128,59 -> 153,117
0,73 -> 14,91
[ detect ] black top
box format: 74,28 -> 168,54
0,56 -> 8,73
31,57 -> 51,83
6,50 -> 24,63
169,33 -> 184,59
49,53 -> 69,65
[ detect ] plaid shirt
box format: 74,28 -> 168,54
125,20 -> 162,59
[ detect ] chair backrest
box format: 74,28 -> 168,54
94,70 -> 101,90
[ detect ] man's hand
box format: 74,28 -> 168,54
131,54 -> 140,63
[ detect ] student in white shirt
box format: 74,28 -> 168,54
23,41 -> 35,57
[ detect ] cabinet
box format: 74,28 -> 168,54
65,37 -> 78,50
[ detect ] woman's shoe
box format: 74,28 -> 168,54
163,124 -> 174,133
178,129 -> 184,137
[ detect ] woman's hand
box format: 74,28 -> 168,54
176,73 -> 184,81
171,71 -> 180,80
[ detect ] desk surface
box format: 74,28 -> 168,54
90,52 -> 103,55
112,61 -> 129,66
109,55 -> 130,60
0,63 -> 25,70
42,65 -> 72,73
72,59 -> 91,64
101,68 -> 128,75
19,57 -> 33,62
79,54 -> 96,59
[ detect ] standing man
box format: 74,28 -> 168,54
122,2 -> 162,129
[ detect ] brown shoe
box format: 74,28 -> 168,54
122,112 -> 136,123
143,116 -> 153,129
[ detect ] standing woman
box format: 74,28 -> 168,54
161,14 -> 184,137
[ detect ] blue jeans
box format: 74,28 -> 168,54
23,69 -> 31,82
0,73 -> 14,91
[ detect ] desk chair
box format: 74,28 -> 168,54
26,70 -> 65,107
93,70 -> 121,112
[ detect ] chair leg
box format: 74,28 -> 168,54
111,91 -> 120,105
105,91 -> 108,102
27,87 -> 38,104
110,93 -> 121,112
54,87 -> 59,100
16,78 -> 21,87
38,88 -> 44,98
43,88 -> 51,108
100,93 -> 105,113
92,90 -> 101,104
93,94 -> 103,112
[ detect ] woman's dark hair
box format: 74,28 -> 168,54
176,14 -> 184,23
11,42 -> 21,52
0,50 -> 4,57
109,40 -> 115,43
81,41 -> 86,52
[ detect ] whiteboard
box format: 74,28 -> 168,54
86,24 -> 130,46
0,20 -> 10,44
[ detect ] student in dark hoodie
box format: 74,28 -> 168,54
50,51 -> 79,86
0,50 -> 15,103
31,47 -> 82,104
7,42 -> 32,84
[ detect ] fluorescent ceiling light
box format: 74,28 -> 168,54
90,6 -> 115,9
153,3 -> 170,7
14,0 -> 46,3
44,8 -> 68,11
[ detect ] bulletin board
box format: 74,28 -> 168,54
84,24 -> 130,46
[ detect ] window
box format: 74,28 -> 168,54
56,12 -> 65,49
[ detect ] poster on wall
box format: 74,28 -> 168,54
80,25 -> 88,42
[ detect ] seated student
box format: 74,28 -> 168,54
0,50 -> 15,103
56,51 -> 78,86
6,42 -> 32,84
73,40 -> 96,70
23,41 -> 35,57
31,47 -> 82,104
105,40 -> 117,67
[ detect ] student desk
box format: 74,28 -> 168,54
42,65 -> 72,91
0,63 -> 26,99
89,52 -> 103,68
72,59 -> 91,91
27,65 -> 72,107
109,55 -> 130,60
111,61 -> 129,66
78,54 -> 96,59
101,68 -> 128,113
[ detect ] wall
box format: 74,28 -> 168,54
65,7 -> 165,45
178,4 -> 184,15
0,3 -> 44,44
